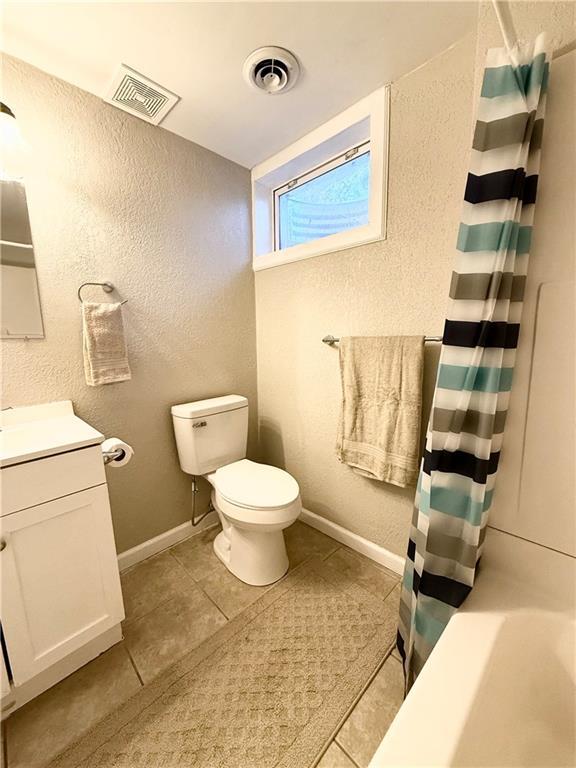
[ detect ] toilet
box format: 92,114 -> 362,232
171,395 -> 301,586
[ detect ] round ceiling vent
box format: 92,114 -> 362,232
243,46 -> 300,95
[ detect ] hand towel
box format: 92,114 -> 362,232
336,336 -> 424,487
82,301 -> 131,386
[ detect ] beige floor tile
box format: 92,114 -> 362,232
170,525 -> 222,581
121,550 -> 196,622
123,586 -> 226,683
336,656 -> 404,768
324,548 -> 398,602
285,520 -> 340,567
317,741 -> 358,768
6,643 -> 141,768
197,560 -> 271,618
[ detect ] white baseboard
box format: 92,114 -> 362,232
117,511 -> 218,572
299,508 -> 405,575
117,508 -> 404,576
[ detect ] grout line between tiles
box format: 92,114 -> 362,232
333,738 -> 362,768
124,643 -> 145,688
121,584 -> 194,628
333,649 -> 400,768
321,544 -> 342,561
121,548 -> 214,627
194,582 -> 234,622
320,640 -> 394,768
168,548 -> 214,584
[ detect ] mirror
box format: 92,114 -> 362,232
1,179 -> 45,339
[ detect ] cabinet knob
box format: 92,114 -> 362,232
0,539 -> 6,552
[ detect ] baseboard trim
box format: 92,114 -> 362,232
117,508 -> 405,576
117,512 -> 219,572
299,508 -> 405,575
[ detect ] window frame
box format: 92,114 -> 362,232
272,140 -> 371,251
251,86 -> 390,272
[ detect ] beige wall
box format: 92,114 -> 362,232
254,35 -> 477,556
1,55 -> 257,553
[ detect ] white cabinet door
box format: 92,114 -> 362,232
0,485 -> 124,685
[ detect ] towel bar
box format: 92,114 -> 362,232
322,334 -> 442,345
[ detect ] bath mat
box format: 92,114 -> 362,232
49,557 -> 399,768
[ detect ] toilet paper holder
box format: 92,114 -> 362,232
103,447 -> 126,465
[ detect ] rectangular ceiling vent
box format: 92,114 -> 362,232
104,65 -> 180,126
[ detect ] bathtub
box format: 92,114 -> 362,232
370,530 -> 576,767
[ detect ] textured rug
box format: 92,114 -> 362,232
50,556 -> 399,768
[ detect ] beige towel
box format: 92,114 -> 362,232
336,336 -> 424,487
82,302 -> 131,386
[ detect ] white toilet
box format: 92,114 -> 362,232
171,395 -> 301,586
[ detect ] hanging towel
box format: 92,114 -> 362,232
82,301 -> 131,386
336,336 -> 424,487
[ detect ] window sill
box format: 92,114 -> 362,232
253,223 -> 385,272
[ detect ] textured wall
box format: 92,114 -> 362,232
1,55 -> 257,553
254,35 -> 477,556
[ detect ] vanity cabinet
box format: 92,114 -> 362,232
1,486 -> 123,686
0,401 -> 125,714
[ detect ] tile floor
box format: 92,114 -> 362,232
3,521 -> 403,768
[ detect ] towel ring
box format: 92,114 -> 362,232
78,281 -> 128,305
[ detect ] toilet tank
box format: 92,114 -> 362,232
171,395 -> 248,475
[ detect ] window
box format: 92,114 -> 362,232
274,143 -> 370,250
251,86 -> 389,271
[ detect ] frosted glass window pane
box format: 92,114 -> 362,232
278,152 -> 370,250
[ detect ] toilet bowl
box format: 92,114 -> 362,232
171,396 -> 301,586
208,460 -> 300,585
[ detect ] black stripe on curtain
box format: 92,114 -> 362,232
443,319 -> 520,348
465,169 -> 538,204
523,175 -> 539,204
423,449 -> 501,484
413,570 -> 472,607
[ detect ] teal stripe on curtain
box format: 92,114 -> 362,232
437,364 -> 514,392
481,53 -> 549,98
420,486 -> 494,524
457,222 -> 532,253
397,33 -> 550,691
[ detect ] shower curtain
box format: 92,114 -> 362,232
397,35 -> 550,688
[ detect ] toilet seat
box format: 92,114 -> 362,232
210,459 -> 301,528
213,459 -> 300,510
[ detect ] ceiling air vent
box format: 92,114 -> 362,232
243,47 -> 300,95
104,65 -> 180,125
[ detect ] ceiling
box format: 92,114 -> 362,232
2,2 -> 478,168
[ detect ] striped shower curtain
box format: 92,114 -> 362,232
397,35 -> 549,688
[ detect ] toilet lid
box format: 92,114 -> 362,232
214,459 -> 300,510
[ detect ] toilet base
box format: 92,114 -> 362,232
213,527 -> 289,587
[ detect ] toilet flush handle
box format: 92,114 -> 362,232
193,421 -> 207,428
